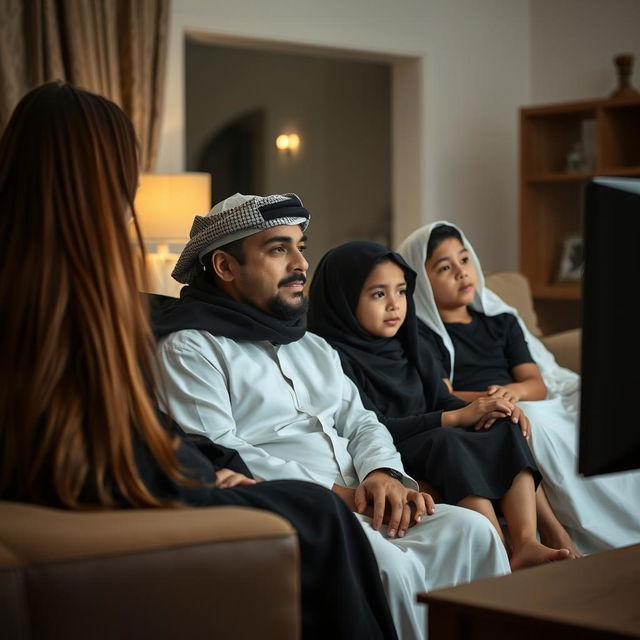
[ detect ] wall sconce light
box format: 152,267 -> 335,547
275,133 -> 300,153
134,172 -> 211,295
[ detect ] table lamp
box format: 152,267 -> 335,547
134,172 -> 211,296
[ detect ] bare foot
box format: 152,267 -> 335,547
539,528 -> 582,560
510,541 -> 571,571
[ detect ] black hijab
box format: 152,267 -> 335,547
307,241 -> 435,419
150,272 -> 306,344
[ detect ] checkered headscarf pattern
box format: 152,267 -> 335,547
172,193 -> 310,284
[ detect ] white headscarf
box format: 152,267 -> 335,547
397,221 -> 580,400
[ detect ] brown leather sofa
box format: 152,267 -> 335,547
0,501 -> 300,639
1,271 -> 577,640
484,271 -> 581,374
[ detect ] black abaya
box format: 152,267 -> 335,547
137,424 -> 398,640
307,241 -> 540,506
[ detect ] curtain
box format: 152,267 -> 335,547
0,0 -> 169,170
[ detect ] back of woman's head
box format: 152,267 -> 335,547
0,82 -> 182,508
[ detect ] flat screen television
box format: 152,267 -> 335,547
578,176 -> 640,476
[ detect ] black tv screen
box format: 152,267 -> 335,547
579,176 -> 640,476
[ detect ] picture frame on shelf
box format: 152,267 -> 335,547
557,235 -> 584,282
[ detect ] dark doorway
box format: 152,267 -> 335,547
197,110 -> 265,206
185,36 -> 394,270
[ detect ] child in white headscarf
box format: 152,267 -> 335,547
398,221 -> 640,556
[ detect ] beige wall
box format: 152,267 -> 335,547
530,0 -> 640,104
157,0 -> 640,273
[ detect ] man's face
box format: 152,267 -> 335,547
227,225 -> 309,318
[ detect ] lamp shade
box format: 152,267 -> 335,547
135,172 -> 211,241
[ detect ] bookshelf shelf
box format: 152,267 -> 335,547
519,95 -> 640,332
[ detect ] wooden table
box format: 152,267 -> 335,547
418,543 -> 640,639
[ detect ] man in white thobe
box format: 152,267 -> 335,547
152,193 -> 510,640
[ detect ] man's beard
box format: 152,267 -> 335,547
265,272 -> 308,320
266,292 -> 308,321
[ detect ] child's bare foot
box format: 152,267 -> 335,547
539,528 -> 582,560
510,541 -> 571,571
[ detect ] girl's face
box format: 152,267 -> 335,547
355,259 -> 407,338
425,237 -> 477,311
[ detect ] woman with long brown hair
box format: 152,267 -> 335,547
0,82 -> 398,640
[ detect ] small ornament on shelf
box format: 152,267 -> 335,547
565,142 -> 587,173
610,53 -> 639,100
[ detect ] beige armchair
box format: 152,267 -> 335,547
484,271 -> 581,374
0,501 -> 300,640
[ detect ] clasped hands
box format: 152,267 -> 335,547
334,470 -> 435,539
444,395 -> 531,439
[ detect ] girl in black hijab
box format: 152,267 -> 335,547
308,241 -> 571,570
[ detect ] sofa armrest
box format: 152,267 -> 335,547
0,501 -> 300,640
541,328 -> 582,374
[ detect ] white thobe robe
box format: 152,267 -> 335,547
155,328 -> 510,640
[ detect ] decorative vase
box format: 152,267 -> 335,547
610,53 -> 639,99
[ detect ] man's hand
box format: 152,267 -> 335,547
353,470 -> 435,538
214,468 -> 259,488
332,484 -> 357,511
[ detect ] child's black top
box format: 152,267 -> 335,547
422,310 -> 534,390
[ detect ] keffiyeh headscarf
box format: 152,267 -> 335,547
151,192 -> 311,345
397,221 -> 580,400
172,192 -> 310,284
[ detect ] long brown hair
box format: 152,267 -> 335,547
0,82 -> 185,508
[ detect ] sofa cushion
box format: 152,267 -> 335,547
542,328 -> 582,374
484,271 -> 543,338
0,502 -> 299,640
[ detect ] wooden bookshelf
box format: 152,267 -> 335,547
519,96 -> 640,333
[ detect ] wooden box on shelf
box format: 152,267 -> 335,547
519,96 -> 640,334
